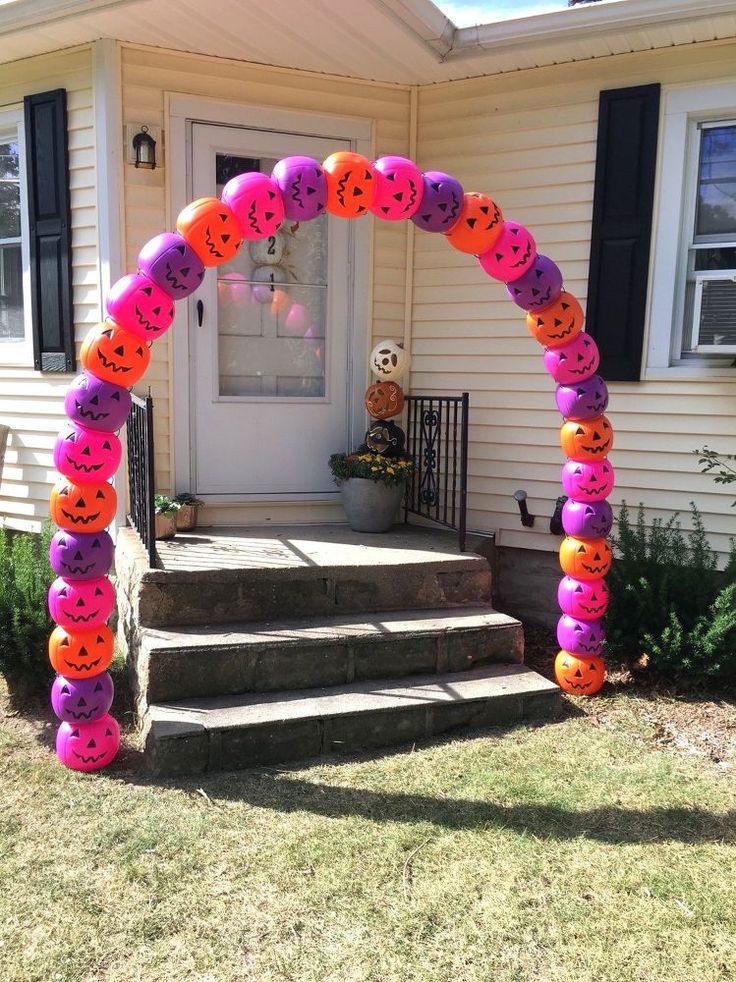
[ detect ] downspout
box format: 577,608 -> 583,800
403,84 -> 418,390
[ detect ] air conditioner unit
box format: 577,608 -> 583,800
691,271 -> 736,354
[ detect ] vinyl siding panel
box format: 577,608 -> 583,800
0,48 -> 97,531
414,42 -> 736,563
120,44 -> 412,495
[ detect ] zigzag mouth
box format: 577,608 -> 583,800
65,456 -> 104,473
73,751 -> 108,764
66,707 -> 101,720
204,226 -> 223,258
60,562 -> 96,575
548,321 -> 576,341
576,642 -> 602,653
579,603 -> 606,615
74,402 -> 109,421
97,352 -> 131,374
63,610 -> 101,624
570,356 -> 596,377
511,241 -> 533,268
134,305 -> 157,332
444,192 -> 460,226
290,173 -> 304,207
581,441 -> 611,455
581,564 -> 608,575
61,510 -> 101,525
164,265 -> 187,292
577,485 -> 607,497
566,680 -> 594,691
64,657 -> 101,672
529,285 -> 552,309
591,525 -> 609,536
404,179 -> 417,213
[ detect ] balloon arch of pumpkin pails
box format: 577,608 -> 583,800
48,152 -> 614,771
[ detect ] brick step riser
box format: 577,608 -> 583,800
139,621 -> 523,708
132,565 -> 493,629
146,686 -> 561,776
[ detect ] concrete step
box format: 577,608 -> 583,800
116,526 -> 492,629
144,664 -> 561,775
135,606 -> 523,708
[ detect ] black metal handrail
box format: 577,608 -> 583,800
126,392 -> 157,568
404,393 -> 469,552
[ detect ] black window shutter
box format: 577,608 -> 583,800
585,84 -> 660,382
24,88 -> 75,373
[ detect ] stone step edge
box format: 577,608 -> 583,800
140,606 -> 522,656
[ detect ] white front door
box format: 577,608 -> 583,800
189,123 -> 352,497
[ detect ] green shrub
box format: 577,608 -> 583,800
607,502 -> 736,681
0,524 -> 54,693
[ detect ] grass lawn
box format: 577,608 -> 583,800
1,691 -> 735,982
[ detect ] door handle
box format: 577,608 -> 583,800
196,299 -> 204,327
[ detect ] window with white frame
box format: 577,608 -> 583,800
647,83 -> 736,375
0,108 -> 30,364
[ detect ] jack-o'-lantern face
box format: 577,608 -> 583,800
445,192 -> 503,255
561,500 -> 613,540
526,291 -> 584,348
555,374 -> 609,421
365,420 -> 406,456
558,576 -> 610,620
64,373 -> 131,433
48,576 -> 116,631
557,614 -> 606,656
138,233 -> 206,299
48,624 -> 114,678
80,322 -> 151,387
559,536 -> 612,581
507,254 -> 563,311
370,156 -> 423,221
221,173 -> 285,241
561,460 -> 615,503
51,672 -> 114,724
478,221 -> 536,283
49,480 -> 117,533
55,713 -> 120,772
412,171 -> 464,234
365,382 -> 404,420
323,151 -> 376,218
176,197 -> 242,266
53,423 -> 122,484
554,650 -> 605,695
543,333 -> 600,386
49,530 -> 114,581
370,340 -> 410,382
560,415 -> 613,462
105,273 -> 175,341
272,156 -> 327,222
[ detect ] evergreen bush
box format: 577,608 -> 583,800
607,502 -> 736,681
0,524 -> 54,693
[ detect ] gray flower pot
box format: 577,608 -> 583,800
338,478 -> 405,533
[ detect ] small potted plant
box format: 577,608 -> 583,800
154,494 -> 180,540
173,492 -> 204,531
329,447 -> 413,533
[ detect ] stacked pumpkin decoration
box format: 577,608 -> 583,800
365,340 -> 410,454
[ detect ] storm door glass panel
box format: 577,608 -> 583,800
0,135 -> 24,343
215,154 -> 327,398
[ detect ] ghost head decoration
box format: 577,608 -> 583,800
323,151 -> 376,218
526,291 -> 584,348
557,576 -> 610,620
561,459 -> 615,503
559,536 -> 613,581
445,192 -> 503,255
554,650 -> 605,696
370,340 -> 409,382
105,273 -> 175,341
55,713 -> 120,772
49,530 -> 115,581
51,672 -> 114,724
557,614 -> 606,656
365,382 -> 404,420
48,576 -> 116,631
64,373 -> 131,433
506,255 -> 563,311
138,232 -> 205,299
272,156 -> 327,222
411,171 -> 464,234
48,624 -> 115,678
543,333 -> 600,386
555,375 -> 609,421
251,264 -> 288,304
560,415 -> 614,462
49,480 -> 117,534
221,172 -> 285,241
176,197 -> 242,267
365,420 -> 406,456
80,322 -> 151,387
561,499 -> 613,540
370,156 -> 423,221
53,423 -> 122,484
478,221 -> 536,283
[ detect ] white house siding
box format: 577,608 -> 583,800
0,47 -> 97,532
413,39 -> 736,563
120,44 -> 412,501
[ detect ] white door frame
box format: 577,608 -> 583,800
167,93 -> 374,499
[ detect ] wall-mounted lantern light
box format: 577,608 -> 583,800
132,125 -> 156,170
